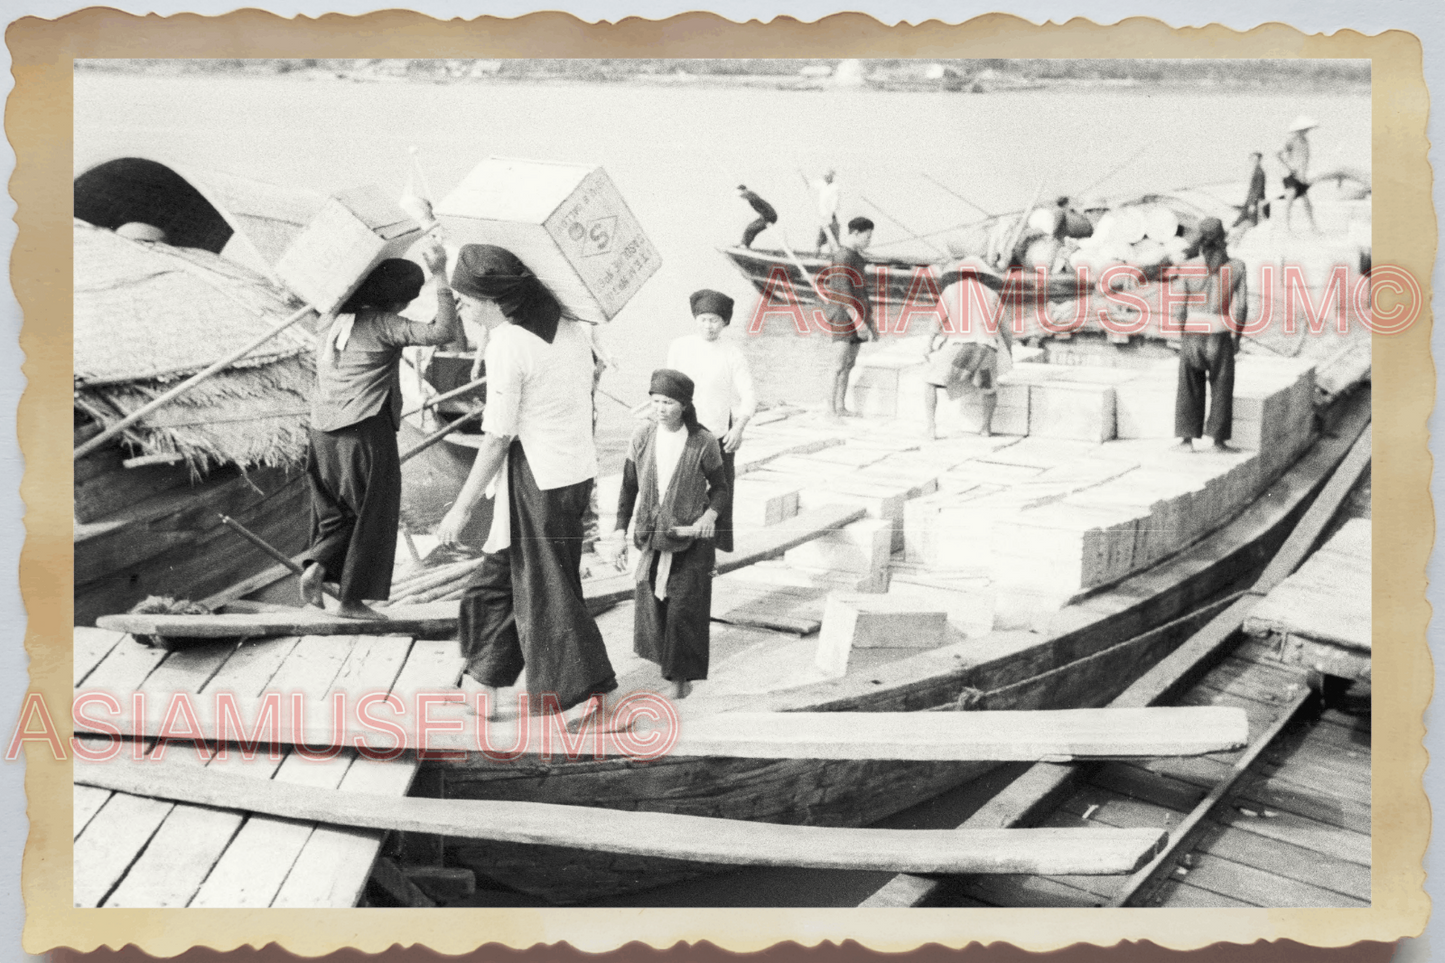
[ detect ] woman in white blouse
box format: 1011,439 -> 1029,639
664,289 -> 757,553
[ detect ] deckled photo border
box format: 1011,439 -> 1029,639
9,10 -> 1432,957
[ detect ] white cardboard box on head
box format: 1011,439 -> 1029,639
436,156 -> 661,323
275,186 -> 423,315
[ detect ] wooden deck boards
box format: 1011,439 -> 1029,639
73,630 -> 464,908
949,634 -> 1369,909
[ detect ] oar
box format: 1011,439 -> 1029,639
75,302 -> 319,461
399,375 -> 487,420
214,512 -> 340,602
860,195 -> 949,259
399,408 -> 485,464
597,387 -> 650,416
995,181 -> 1047,271
1078,141 -> 1153,197
921,173 -> 994,218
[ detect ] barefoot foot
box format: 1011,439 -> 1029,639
335,599 -> 388,621
299,563 -> 326,608
672,679 -> 694,700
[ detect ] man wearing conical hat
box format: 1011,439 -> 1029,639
1277,115 -> 1319,234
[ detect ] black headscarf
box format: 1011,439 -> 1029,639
341,259 -> 426,313
689,289 -> 735,324
1189,217 -> 1229,273
649,368 -> 701,433
451,244 -> 563,344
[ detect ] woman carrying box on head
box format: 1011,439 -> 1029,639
300,246 -> 460,620
602,369 -> 730,701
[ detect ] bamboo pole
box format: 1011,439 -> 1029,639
399,375 -> 488,420
920,174 -> 994,219
398,408 -> 484,464
214,512 -> 339,601
860,195 -> 950,258
74,302 -> 318,461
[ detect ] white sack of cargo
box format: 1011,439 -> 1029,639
275,186 -> 424,314
435,156 -> 661,323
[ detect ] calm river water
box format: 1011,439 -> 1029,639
75,71 -> 1369,472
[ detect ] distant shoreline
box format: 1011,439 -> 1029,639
74,58 -> 1371,95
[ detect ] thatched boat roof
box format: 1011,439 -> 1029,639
74,156 -> 326,277
74,221 -> 316,471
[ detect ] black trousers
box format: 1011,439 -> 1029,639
716,448 -> 735,554
458,442 -> 617,713
742,216 -> 774,248
1175,332 -> 1236,442
815,216 -> 841,250
304,414 -> 400,602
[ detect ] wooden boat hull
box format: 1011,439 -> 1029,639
74,455 -> 309,626
426,388 -> 1371,904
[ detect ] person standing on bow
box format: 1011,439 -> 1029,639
1232,151 -> 1267,231
436,244 -> 616,722
1171,217 -> 1249,453
1278,116 -> 1320,235
665,288 -> 755,554
822,216 -> 877,419
804,168 -> 842,254
603,369 -> 729,701
300,246 -> 460,619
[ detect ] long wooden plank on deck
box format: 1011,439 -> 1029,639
77,755 -> 1169,876
95,505 -> 870,639
77,704 -> 1246,762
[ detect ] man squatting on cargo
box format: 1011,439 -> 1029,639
1172,217 -> 1248,453
300,245 -> 459,619
604,369 -> 730,701
824,216 -> 877,419
436,244 -> 617,725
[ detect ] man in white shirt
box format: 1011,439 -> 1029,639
666,289 -> 757,552
805,168 -> 842,254
436,244 -> 616,722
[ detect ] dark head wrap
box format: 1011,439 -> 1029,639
847,216 -> 875,234
341,258 -> 426,313
451,244 -> 563,344
1190,217 -> 1229,272
689,289 -> 735,324
649,368 -> 700,432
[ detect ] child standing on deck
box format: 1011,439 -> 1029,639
602,370 -> 730,700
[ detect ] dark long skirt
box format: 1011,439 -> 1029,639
717,448 -> 736,554
458,441 -> 617,713
634,541 -> 715,683
1175,331 -> 1236,442
303,413 -> 400,602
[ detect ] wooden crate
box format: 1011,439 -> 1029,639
275,187 -> 423,314
436,157 -> 660,323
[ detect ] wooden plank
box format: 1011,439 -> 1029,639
187,751 -> 360,908
77,756 -> 1169,876
1106,687 -> 1314,906
272,754 -> 420,908
1174,852 -> 1367,908
101,750 -> 289,908
96,505 -> 870,638
81,704 -> 1247,762
367,856 -> 437,908
73,784 -> 112,840
80,635 -> 171,695
1190,820 -> 1371,901
1153,878 -> 1258,908
74,627 -> 126,687
1214,804 -> 1372,867
72,746 -> 211,907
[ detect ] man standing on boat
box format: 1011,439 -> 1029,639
822,216 -> 877,419
921,258 -> 1012,440
1171,217 -> 1248,453
804,168 -> 841,254
1232,152 -> 1267,232
737,184 -> 778,249
1277,116 -> 1319,234
300,247 -> 460,620
436,244 -> 616,724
